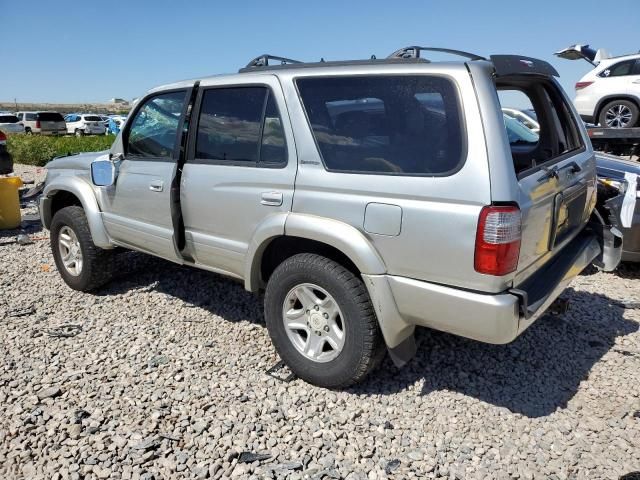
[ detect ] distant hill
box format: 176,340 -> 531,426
0,102 -> 130,115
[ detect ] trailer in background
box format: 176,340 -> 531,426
587,127 -> 640,160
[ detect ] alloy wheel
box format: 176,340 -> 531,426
282,283 -> 346,363
605,104 -> 633,128
58,226 -> 83,276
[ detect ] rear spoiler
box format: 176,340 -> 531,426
490,55 -> 559,78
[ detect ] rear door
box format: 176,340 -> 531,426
101,88 -> 191,260
180,75 -> 297,278
492,69 -> 596,284
38,112 -> 65,133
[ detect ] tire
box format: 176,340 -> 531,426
50,206 -> 116,292
75,129 -> 84,137
264,253 -> 385,388
598,100 -> 639,128
25,128 -> 32,135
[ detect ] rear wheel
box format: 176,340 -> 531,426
75,129 -> 84,137
25,128 -> 32,135
51,206 -> 116,291
598,100 -> 639,128
264,253 -> 385,388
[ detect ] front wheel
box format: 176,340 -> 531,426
598,100 -> 639,128
75,129 -> 84,137
264,253 -> 385,388
50,206 -> 116,291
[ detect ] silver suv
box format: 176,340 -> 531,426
39,47 -> 622,387
16,111 -> 66,135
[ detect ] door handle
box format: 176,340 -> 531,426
633,79 -> 640,84
149,180 -> 164,192
261,191 -> 283,206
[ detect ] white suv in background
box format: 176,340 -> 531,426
64,114 -> 107,136
556,45 -> 640,128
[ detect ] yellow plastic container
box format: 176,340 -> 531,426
0,176 -> 23,229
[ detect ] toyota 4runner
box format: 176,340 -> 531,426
39,47 -> 622,387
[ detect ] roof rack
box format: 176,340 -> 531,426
240,54 -> 302,72
388,46 -> 486,61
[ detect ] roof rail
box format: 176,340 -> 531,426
388,46 -> 486,61
240,54 -> 302,72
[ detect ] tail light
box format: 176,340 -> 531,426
575,81 -> 594,90
0,131 -> 6,143
36,120 -> 41,128
474,205 -> 521,276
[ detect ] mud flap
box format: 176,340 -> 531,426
589,212 -> 623,272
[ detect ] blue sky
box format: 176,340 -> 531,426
1,0 -> 638,104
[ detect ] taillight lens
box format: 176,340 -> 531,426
36,120 -> 41,128
474,205 -> 521,276
0,131 -> 6,143
575,81 -> 594,90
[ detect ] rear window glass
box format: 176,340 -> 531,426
84,116 -> 102,121
296,75 -> 465,176
37,112 -> 64,122
0,115 -> 19,123
498,82 -> 583,176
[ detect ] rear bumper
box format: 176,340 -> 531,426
40,130 -> 67,136
364,226 -> 621,361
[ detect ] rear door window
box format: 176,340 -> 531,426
296,75 -> 465,176
193,86 -> 287,167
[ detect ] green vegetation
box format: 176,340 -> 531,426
7,134 -> 115,167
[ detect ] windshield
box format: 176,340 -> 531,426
0,115 -> 19,123
503,114 -> 539,145
37,112 -> 65,122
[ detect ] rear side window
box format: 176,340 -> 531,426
296,75 -> 465,176
26,113 -> 37,121
194,87 -> 287,166
37,112 -> 64,122
84,115 -> 102,122
0,115 -> 19,123
599,60 -> 636,77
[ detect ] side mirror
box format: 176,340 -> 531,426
91,159 -> 118,187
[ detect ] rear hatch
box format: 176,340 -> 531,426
37,112 -> 66,132
555,44 -> 610,66
490,56 -> 597,285
83,115 -> 103,127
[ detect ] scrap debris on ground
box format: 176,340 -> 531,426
0,164 -> 639,479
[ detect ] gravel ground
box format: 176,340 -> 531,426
1,164 -> 639,480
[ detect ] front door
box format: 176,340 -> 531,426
101,89 -> 190,261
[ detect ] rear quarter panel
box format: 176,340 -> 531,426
280,64 -> 502,292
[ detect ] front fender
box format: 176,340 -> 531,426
41,176 -> 113,249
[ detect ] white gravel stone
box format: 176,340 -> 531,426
1,164 -> 640,479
